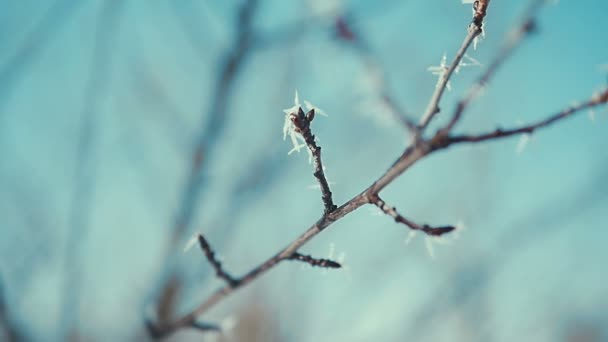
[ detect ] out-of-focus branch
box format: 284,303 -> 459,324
333,12 -> 418,135
60,1 -> 125,340
370,195 -> 455,237
172,0 -> 259,240
148,0 -> 260,335
444,0 -> 544,132
418,28 -> 481,130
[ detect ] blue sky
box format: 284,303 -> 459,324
1,1 -> 607,341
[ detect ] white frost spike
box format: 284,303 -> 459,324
282,90 -> 326,159
220,315 -> 238,333
367,207 -> 385,216
183,233 -> 200,253
304,100 -> 328,116
589,109 -> 596,122
425,237 -> 436,259
294,89 -> 300,107
328,242 -> 336,259
307,180 -> 335,190
337,251 -> 346,264
404,230 -> 417,245
516,134 -> 530,155
453,219 -> 466,240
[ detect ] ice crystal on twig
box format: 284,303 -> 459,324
283,90 -> 326,163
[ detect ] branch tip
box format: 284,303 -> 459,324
289,252 -> 341,269
197,234 -> 238,286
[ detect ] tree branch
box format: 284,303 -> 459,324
289,107 -> 337,214
370,195 -> 455,236
197,235 -> 238,287
446,90 -> 608,145
288,253 -> 342,269
445,0 -> 544,132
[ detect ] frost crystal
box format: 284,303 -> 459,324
425,237 -> 436,259
404,230 -> 417,245
183,232 -> 200,253
282,90 -> 326,162
516,134 -> 530,155
428,53 -> 451,91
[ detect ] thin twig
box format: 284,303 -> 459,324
418,27 -> 482,130
197,235 -> 238,287
289,107 -> 337,214
288,253 -> 342,269
371,195 -> 455,236
150,89 -> 604,337
445,0 -> 544,132
446,90 -> 608,145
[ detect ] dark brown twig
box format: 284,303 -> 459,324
418,26 -> 482,130
371,195 -> 456,237
289,107 -> 338,215
288,253 -> 342,269
445,0 -> 543,132
446,90 -> 608,145
197,235 -> 238,287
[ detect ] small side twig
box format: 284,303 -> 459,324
289,107 -> 338,215
371,195 -> 455,237
197,235 -> 238,287
288,253 -> 342,269
446,89 -> 608,145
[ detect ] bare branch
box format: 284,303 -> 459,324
446,90 -> 608,145
197,235 -> 238,287
371,195 -> 455,237
445,0 -> 544,132
418,25 -> 482,130
288,253 -> 342,269
289,107 -> 338,214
